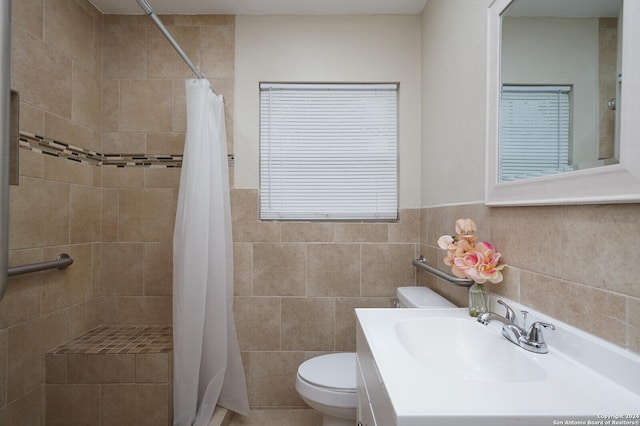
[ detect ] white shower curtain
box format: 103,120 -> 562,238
173,78 -> 249,426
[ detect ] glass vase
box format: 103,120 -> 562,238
468,282 -> 489,317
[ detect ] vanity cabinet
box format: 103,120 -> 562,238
356,317 -> 395,426
356,358 -> 376,426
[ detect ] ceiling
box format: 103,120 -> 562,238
88,0 -> 429,15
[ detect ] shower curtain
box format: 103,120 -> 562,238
173,78 -> 249,426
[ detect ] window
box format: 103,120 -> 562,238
259,83 -> 398,220
499,85 -> 572,182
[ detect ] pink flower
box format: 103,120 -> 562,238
471,242 -> 505,283
453,251 -> 481,270
437,235 -> 454,250
455,218 -> 476,236
476,241 -> 496,255
436,219 -> 506,284
453,251 -> 484,281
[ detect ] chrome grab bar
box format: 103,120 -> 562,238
8,253 -> 73,277
412,255 -> 474,287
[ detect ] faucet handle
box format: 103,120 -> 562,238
497,300 -> 518,326
526,321 -> 555,344
521,310 -> 529,329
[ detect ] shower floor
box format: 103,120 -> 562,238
228,408 -> 322,426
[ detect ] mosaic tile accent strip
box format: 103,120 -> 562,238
101,153 -> 182,168
19,131 -> 103,166
50,325 -> 173,354
19,131 -> 183,168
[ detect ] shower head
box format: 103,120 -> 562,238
136,0 -> 154,15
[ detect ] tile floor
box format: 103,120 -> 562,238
229,408 -> 323,425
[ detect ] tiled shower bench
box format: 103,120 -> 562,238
45,325 -> 173,426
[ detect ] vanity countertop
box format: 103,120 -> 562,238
355,307 -> 640,426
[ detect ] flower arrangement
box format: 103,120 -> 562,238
437,218 -> 505,284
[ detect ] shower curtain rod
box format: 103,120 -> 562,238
136,0 -> 206,80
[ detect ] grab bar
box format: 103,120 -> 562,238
8,253 -> 73,277
412,255 -> 474,287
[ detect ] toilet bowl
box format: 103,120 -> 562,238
295,286 -> 456,425
296,352 -> 357,426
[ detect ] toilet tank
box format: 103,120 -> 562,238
396,286 -> 456,308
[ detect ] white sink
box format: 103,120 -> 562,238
356,306 -> 640,426
395,317 -> 546,382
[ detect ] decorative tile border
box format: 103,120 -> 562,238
19,131 -> 183,168
102,153 -> 182,168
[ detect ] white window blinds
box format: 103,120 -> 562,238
499,85 -> 573,182
259,83 -> 398,220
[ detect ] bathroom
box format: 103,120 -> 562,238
1,0 -> 639,424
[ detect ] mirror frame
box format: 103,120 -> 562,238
486,0 -> 640,206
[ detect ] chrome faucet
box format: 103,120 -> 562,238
477,300 -> 555,354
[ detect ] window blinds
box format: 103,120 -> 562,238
499,85 -> 572,182
259,83 -> 398,220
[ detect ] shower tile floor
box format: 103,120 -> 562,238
229,408 -> 322,425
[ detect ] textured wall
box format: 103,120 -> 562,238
234,15 -> 422,208
99,14 -> 235,326
5,1 -> 638,421
419,0 -> 640,355
231,188 -> 419,406
1,1 -> 237,421
420,203 -> 640,354
1,0 -> 105,423
232,15 -> 422,407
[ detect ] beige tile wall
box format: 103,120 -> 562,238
231,189 -> 419,407
598,18 -> 618,160
420,203 -> 640,355
99,14 -> 235,327
1,0 -> 108,423
2,3 -> 236,423
5,0 -> 423,417
101,14 -> 235,156
98,12 -> 231,325
45,351 -> 172,425
8,1 -> 637,419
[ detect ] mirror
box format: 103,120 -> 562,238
485,0 -> 640,205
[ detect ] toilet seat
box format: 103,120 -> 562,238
298,352 -> 356,391
296,353 -> 357,409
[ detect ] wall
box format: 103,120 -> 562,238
4,2 -> 637,422
232,15 -> 422,407
419,0 -> 640,354
1,2 -> 237,422
234,15 -> 422,208
502,17 -> 599,165
598,17 -> 618,159
99,14 -> 235,326
420,0 -> 487,206
1,0 -> 106,423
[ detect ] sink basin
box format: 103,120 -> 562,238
356,307 -> 640,425
395,317 -> 546,382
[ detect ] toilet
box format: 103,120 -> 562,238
295,286 -> 456,426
